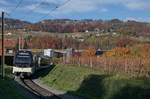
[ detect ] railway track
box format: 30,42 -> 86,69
21,78 -> 62,99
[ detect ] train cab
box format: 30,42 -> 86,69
13,50 -> 35,76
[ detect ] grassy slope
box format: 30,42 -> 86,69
0,66 -> 27,99
39,64 -> 150,99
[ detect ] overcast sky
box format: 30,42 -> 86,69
0,0 -> 150,22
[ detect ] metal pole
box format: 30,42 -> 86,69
19,36 -> 20,50
1,11 -> 5,79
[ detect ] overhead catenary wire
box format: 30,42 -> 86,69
21,0 -> 46,20
4,3 -> 24,50
9,0 -> 24,16
37,0 -> 71,21
6,0 -> 71,22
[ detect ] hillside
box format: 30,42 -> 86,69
0,18 -> 31,29
2,18 -> 150,37
25,19 -> 150,36
37,64 -> 150,99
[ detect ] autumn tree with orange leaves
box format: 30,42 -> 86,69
81,48 -> 96,67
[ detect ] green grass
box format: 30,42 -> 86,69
39,64 -> 150,99
0,66 -> 27,99
0,79 -> 27,99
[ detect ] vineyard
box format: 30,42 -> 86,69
63,44 -> 150,78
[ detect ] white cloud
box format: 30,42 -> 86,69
0,0 -> 9,5
23,0 -> 99,15
56,0 -> 98,13
0,0 -> 150,19
125,1 -> 150,10
1,0 -> 149,15
45,0 -> 150,15
0,1 -> 11,12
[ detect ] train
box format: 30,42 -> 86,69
12,50 -> 52,77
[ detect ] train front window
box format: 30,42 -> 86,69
15,55 -> 32,64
